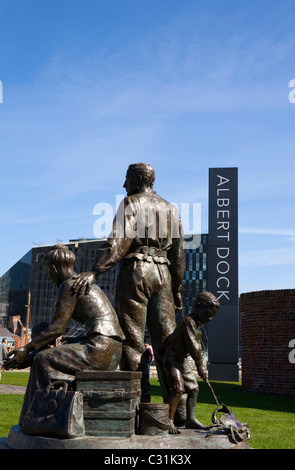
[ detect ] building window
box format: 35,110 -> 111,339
195,253 -> 199,270
189,253 -> 193,270
203,253 -> 207,270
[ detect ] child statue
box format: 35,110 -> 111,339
162,291 -> 220,434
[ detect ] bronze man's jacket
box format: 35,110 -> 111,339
91,189 -> 185,296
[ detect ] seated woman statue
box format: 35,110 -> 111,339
3,244 -> 125,428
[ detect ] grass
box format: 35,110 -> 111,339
0,371 -> 30,387
0,394 -> 25,438
150,378 -> 295,449
0,371 -> 29,438
1,372 -> 294,449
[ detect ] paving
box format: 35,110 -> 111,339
0,384 -> 26,394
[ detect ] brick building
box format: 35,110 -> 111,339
240,289 -> 295,398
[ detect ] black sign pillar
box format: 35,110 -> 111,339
207,168 -> 239,381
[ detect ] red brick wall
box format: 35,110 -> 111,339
240,289 -> 295,398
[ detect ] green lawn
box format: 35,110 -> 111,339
0,371 -> 30,438
1,372 -> 294,449
0,371 -> 30,387
150,378 -> 295,450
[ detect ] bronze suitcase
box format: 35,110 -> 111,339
75,371 -> 142,438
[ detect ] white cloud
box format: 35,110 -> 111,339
239,227 -> 295,269
239,227 -> 295,239
240,247 -> 295,267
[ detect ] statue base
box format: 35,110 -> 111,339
1,425 -> 250,450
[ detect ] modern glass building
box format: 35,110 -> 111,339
181,234 -> 208,318
0,250 -> 32,328
28,239 -> 120,329
0,168 -> 239,381
0,235 -> 208,330
28,236 -> 208,329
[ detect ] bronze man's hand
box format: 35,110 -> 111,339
70,271 -> 96,296
173,291 -> 183,311
3,347 -> 28,370
199,368 -> 208,382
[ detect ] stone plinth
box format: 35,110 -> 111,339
2,424 -> 250,450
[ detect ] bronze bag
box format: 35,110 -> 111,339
22,380 -> 85,439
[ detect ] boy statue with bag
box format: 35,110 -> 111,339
4,244 -> 125,437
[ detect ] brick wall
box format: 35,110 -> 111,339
240,289 -> 295,398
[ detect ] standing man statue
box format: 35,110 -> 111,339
72,163 -> 186,402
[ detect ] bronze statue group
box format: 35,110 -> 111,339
3,163 -> 220,435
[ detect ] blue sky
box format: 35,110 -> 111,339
0,0 -> 294,294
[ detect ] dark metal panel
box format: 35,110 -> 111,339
207,168 -> 239,381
